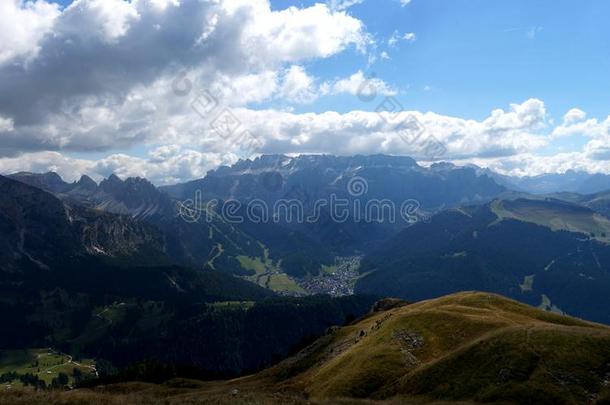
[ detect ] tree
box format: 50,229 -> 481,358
72,368 -> 83,384
51,372 -> 69,388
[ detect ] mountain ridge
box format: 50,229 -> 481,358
11,291 -> 610,405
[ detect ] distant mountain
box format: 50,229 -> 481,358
2,175 -> 382,382
8,171 -> 270,276
0,175 -> 167,271
8,170 -> 339,287
9,172 -> 171,220
356,197 -> 610,324
544,189 -> 610,219
0,174 -> 275,347
162,154 -> 505,210
501,170 -> 610,195
161,154 -> 506,255
580,190 -> 610,218
0,174 -> 272,299
9,156 -> 507,280
7,171 -> 73,193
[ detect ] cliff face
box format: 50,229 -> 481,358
6,171 -> 267,273
9,172 -> 172,220
0,175 -> 168,272
69,205 -> 168,266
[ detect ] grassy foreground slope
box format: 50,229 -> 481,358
5,292 -> 610,404
260,291 -> 610,404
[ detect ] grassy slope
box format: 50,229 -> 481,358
261,292 -> 610,404
491,199 -> 610,243
5,292 -> 610,404
0,349 -> 96,387
238,255 -> 306,295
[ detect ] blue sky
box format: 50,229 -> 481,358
0,0 -> 609,183
301,0 -> 610,120
49,0 -> 610,120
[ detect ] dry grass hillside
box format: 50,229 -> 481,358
4,292 -> 610,405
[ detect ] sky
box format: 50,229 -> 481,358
1,0 -> 610,184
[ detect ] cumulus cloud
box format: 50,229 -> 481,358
230,98 -> 547,159
90,148 -> 239,185
323,71 -> 397,97
0,1 -> 608,183
0,98 -> 559,183
4,98 -> 610,182
0,0 -> 368,154
563,108 -> 587,124
0,148 -> 239,185
278,66 -> 319,104
456,152 -> 610,178
0,0 -> 60,64
552,112 -> 610,140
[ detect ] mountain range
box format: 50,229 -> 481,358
357,197 -> 610,323
8,155 -> 508,283
7,155 -> 610,307
4,154 -> 610,400
0,173 -> 378,379
502,171 -> 610,195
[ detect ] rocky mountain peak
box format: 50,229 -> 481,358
8,171 -> 70,193
76,175 -> 98,190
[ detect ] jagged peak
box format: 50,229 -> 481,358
211,154 -> 421,177
124,176 -> 154,185
75,174 -> 98,189
106,173 -> 123,183
430,161 -> 457,171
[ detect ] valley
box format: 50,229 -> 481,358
0,349 -> 96,390
2,0 -> 609,402
4,154 -> 610,403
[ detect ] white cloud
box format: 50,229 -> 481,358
0,116 -> 14,132
585,137 -> 610,161
4,99 -> 610,183
456,152 -> 610,178
552,112 -> 610,140
325,70 -> 397,97
90,148 -> 239,185
1,1 -> 608,182
483,98 -> 546,133
388,31 -> 416,46
399,0 -> 412,6
0,0 -> 60,64
0,149 -> 239,185
0,0 -> 369,155
278,66 -> 319,104
231,1 -> 369,64
403,32 -> 417,42
61,0 -> 140,43
563,108 -> 587,124
328,0 -> 365,11
129,98 -> 549,161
